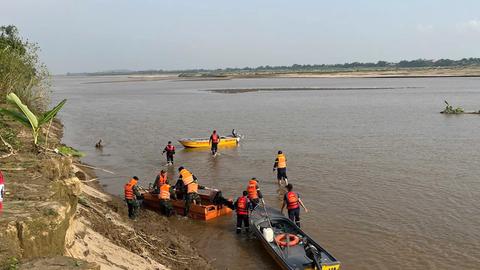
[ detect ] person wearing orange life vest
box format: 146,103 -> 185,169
246,177 -> 263,208
209,130 -> 221,156
124,176 -> 142,219
234,191 -> 252,234
177,166 -> 205,217
273,150 -> 288,185
158,179 -> 175,217
162,141 -> 175,165
281,184 -> 308,227
153,170 -> 167,194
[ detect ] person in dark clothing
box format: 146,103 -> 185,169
273,150 -> 288,185
209,130 -> 221,156
124,176 -> 142,219
281,184 -> 308,227
162,141 -> 175,165
234,191 -> 252,234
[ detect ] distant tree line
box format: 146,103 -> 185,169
69,58 -> 480,76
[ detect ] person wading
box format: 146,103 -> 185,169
209,130 -> 221,156
234,191 -> 252,234
153,170 -> 167,194
281,184 -> 308,227
124,176 -> 142,220
246,177 -> 262,208
158,179 -> 175,217
273,150 -> 288,185
178,166 -> 204,217
162,141 -> 175,165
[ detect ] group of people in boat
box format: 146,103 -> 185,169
123,130 -> 308,234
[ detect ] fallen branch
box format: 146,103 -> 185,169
80,178 -> 99,183
73,163 -> 115,175
0,167 -> 26,171
0,134 -> 16,159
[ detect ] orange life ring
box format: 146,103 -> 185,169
275,233 -> 300,247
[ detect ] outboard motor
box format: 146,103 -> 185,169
304,239 -> 322,270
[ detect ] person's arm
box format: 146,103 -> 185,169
198,185 -> 205,190
233,199 -> 238,210
257,188 -> 263,199
298,197 -> 308,213
133,185 -> 142,198
153,175 -> 160,189
209,135 -> 213,144
172,147 -> 175,155
193,174 -> 198,181
162,147 -> 166,154
273,158 -> 279,170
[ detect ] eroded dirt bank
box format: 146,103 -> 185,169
0,116 -> 212,269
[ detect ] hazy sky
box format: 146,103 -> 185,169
1,0 -> 480,74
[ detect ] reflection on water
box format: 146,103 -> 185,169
53,76 -> 480,270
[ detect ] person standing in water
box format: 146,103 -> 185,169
273,150 -> 288,185
209,130 -> 221,156
281,184 -> 308,227
162,141 -> 175,165
234,190 -> 252,234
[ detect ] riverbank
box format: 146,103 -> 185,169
0,111 -> 212,269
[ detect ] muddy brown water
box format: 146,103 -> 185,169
53,76 -> 480,270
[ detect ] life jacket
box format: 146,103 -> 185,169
166,145 -> 175,152
180,169 -> 194,186
124,179 -> 137,200
211,133 -> 219,144
187,181 -> 198,194
158,173 -> 167,185
286,191 -> 299,210
159,184 -> 171,200
277,154 -> 287,169
247,180 -> 258,200
236,196 -> 248,215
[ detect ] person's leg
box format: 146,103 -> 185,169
127,200 -> 133,219
132,200 -> 139,218
159,201 -> 166,215
184,194 -> 191,216
294,208 -> 301,227
165,201 -> 173,217
288,209 -> 295,222
244,215 -> 250,233
236,215 -> 243,234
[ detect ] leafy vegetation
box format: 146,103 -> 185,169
0,25 -> 50,113
57,145 -> 85,157
442,100 -> 464,114
0,93 -> 66,145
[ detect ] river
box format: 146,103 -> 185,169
52,76 -> 480,270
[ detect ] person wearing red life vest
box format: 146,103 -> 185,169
209,130 -> 221,156
246,177 -> 262,208
124,176 -> 142,219
281,184 -> 308,227
162,141 -> 176,165
273,150 -> 288,186
0,170 -> 5,214
234,190 -> 252,234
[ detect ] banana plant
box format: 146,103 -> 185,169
0,93 -> 66,145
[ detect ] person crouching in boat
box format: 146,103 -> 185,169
162,141 -> 175,165
209,130 -> 220,156
153,170 -> 167,194
246,177 -> 262,209
124,176 -> 142,220
178,166 -> 204,217
273,150 -> 288,186
159,179 -> 175,217
234,190 -> 252,234
281,184 -> 308,227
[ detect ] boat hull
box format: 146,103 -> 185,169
142,190 -> 232,221
178,136 -> 239,148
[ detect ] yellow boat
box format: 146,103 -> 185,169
178,136 -> 240,148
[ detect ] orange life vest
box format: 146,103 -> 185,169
159,184 -> 171,200
236,196 -> 248,215
247,180 -> 258,200
211,133 -> 219,144
180,169 -> 194,186
277,154 -> 287,168
187,181 -> 198,194
158,173 -> 167,185
124,179 -> 137,200
286,191 -> 299,210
